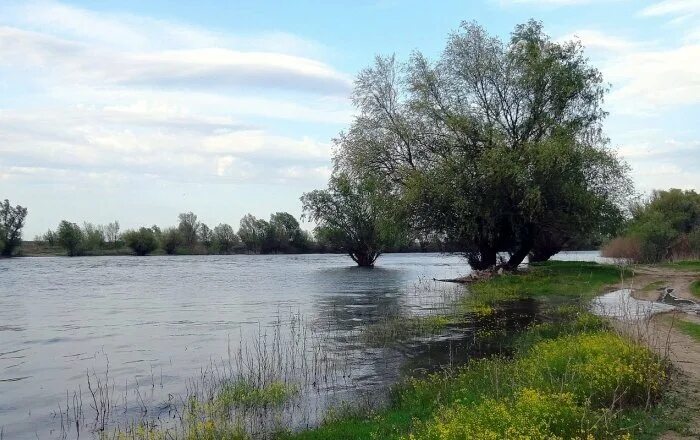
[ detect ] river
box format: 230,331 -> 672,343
0,251 -> 603,439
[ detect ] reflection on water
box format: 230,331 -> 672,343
0,252 -> 597,439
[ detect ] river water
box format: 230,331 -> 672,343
0,251 -> 602,439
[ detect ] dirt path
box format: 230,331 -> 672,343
628,266 -> 698,302
618,266 -> 700,438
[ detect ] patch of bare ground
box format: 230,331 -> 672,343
618,266 -> 700,438
629,265 -> 698,302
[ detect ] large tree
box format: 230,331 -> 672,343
301,173 -> 406,267
57,221 -> 84,257
178,212 -> 200,248
335,20 -> 629,270
238,214 -> 269,253
123,227 -> 159,256
0,199 -> 28,257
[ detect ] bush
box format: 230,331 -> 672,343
161,227 -> 183,255
408,389 -> 592,440
123,228 -> 159,256
57,220 -> 84,256
688,228 -> 700,256
518,332 -> 666,407
601,236 -> 642,261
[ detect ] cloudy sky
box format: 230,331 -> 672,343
1,0 -> 698,237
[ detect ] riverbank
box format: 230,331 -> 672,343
103,260 -> 697,439
279,261 -> 692,440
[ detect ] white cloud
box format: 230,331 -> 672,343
640,0 -> 700,17
497,0 -> 615,6
605,43 -> 700,113
0,1 -> 350,189
559,29 -> 639,53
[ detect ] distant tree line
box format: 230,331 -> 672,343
603,189 -> 700,263
31,211 -> 453,257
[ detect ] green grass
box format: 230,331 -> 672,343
459,261 -> 628,313
663,260 -> 700,272
361,315 -> 454,346
215,379 -> 298,408
670,317 -> 700,342
278,312 -> 670,440
691,280 -> 700,298
643,280 -> 667,292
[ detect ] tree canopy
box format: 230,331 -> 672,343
301,173 -> 406,267
0,199 -> 28,257
334,20 -> 630,269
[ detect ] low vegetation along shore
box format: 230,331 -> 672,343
104,261 -> 699,439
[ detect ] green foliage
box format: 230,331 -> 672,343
82,222 -> 106,251
607,189 -> 700,262
663,260 -> 700,271
57,220 -> 85,256
283,319 -> 668,440
215,380 -> 298,408
213,223 -> 241,254
465,261 -> 627,311
0,198 -> 29,257
123,227 -> 159,256
237,214 -> 268,253
334,20 -> 629,269
265,212 -> 309,253
178,212 -> 200,248
518,332 -> 667,407
361,315 -> 453,346
691,280 -> 700,298
161,227 -> 183,255
666,316 -> 700,342
301,173 -> 407,266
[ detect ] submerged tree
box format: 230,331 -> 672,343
335,20 -> 629,270
301,173 -> 405,267
0,199 -> 28,257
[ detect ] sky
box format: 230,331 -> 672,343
1,0 -> 699,237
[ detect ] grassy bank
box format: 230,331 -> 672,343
280,312 -> 669,440
277,262 -> 673,440
108,261 -> 683,439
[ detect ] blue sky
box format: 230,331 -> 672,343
1,0 -> 698,237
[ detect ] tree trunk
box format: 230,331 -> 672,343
529,231 -> 568,263
503,226 -> 535,270
466,244 -> 497,270
350,250 -> 378,267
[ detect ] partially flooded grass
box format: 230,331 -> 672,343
360,315 -> 455,346
56,261 -> 681,439
216,380 -> 298,408
468,261 -> 628,301
282,309 -> 672,440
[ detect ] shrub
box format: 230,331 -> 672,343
123,227 -> 159,256
161,227 -> 183,255
688,228 -> 700,256
518,332 -> 666,407
407,389 -> 593,440
601,236 -> 642,261
57,220 -> 85,256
